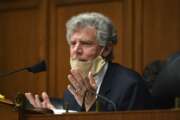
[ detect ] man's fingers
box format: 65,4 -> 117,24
41,92 -> 55,109
35,94 -> 42,108
67,84 -> 83,98
25,92 -> 37,107
67,84 -> 83,106
83,77 -> 91,89
70,69 -> 85,87
41,92 -> 50,102
68,74 -> 81,91
88,72 -> 97,90
25,92 -> 55,110
67,84 -> 76,96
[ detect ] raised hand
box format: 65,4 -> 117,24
67,69 -> 97,111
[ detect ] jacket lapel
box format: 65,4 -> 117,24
99,62 -> 114,96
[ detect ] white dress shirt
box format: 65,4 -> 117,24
94,62 -> 109,95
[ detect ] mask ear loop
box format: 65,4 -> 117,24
86,47 -> 105,78
99,47 -> 105,57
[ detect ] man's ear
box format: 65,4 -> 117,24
102,44 -> 113,57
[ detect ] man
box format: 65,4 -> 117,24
25,12 -> 149,112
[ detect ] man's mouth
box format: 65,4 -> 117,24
71,57 -> 88,62
79,59 -> 87,62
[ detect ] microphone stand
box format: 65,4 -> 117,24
0,60 -> 46,78
83,89 -> 117,111
95,93 -> 117,111
0,67 -> 27,78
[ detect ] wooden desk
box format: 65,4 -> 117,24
1,100 -> 180,120
25,109 -> 180,120
0,99 -> 19,120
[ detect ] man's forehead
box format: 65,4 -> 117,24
72,26 -> 96,34
70,29 -> 97,42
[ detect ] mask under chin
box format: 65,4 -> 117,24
70,56 -> 106,79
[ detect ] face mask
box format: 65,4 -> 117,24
70,56 -> 106,79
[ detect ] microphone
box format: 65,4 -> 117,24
96,93 -> 117,111
81,90 -> 117,111
0,60 -> 47,78
26,60 -> 47,73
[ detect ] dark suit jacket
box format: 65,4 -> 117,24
64,62 -> 150,111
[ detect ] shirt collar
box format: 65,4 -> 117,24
94,62 -> 109,94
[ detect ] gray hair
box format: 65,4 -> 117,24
66,12 -> 118,46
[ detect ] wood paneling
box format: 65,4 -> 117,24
142,0 -> 180,69
0,0 -> 48,99
0,0 -> 180,100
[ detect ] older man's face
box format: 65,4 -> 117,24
69,26 -> 102,61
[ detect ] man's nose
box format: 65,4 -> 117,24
74,44 -> 82,54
